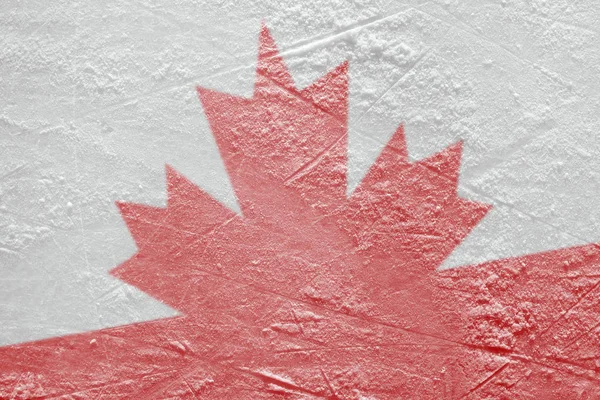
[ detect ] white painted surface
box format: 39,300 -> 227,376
2,0 -> 599,345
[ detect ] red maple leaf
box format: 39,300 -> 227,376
3,24 -> 600,399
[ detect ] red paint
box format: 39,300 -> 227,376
3,24 -> 600,399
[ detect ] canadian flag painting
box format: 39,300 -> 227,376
3,1 -> 600,399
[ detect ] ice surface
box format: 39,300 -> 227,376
2,0 -> 600,344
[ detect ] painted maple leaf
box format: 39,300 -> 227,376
3,25 -> 600,399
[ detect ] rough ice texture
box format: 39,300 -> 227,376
3,24 -> 600,399
3,0 -> 600,346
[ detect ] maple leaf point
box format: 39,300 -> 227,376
4,24 -> 600,400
